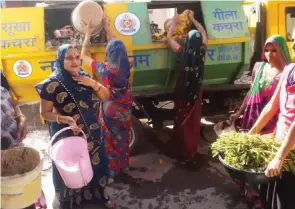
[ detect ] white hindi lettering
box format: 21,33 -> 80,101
1,22 -> 31,36
1,38 -> 36,49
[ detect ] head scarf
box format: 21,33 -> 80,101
262,35 -> 291,70
181,29 -> 205,103
105,39 -> 130,86
36,44 -> 90,94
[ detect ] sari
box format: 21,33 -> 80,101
35,44 -> 110,209
173,30 -> 206,160
241,35 -> 291,133
91,39 -> 132,179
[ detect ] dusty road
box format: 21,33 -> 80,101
20,104 -> 248,209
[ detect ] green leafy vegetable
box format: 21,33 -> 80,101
211,132 -> 295,174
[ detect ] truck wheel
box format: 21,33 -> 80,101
129,115 -> 144,154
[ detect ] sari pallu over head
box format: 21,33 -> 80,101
35,44 -> 97,141
173,29 -> 206,160
247,35 -> 291,101
103,39 -> 131,89
178,29 -> 205,104
241,35 -> 291,133
36,44 -> 92,94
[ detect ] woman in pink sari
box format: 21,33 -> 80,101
230,35 -> 291,134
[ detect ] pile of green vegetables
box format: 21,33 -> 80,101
211,132 -> 295,174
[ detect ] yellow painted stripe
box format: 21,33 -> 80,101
2,37 -> 251,60
208,37 -> 251,44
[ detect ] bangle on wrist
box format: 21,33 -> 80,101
94,82 -> 102,92
56,114 -> 61,124
15,114 -> 26,121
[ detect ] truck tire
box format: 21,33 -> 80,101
129,115 -> 145,154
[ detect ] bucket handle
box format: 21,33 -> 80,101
51,126 -> 86,146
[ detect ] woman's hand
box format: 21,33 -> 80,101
59,115 -> 80,131
103,16 -> 110,27
17,117 -> 28,141
265,157 -> 284,177
81,19 -> 94,39
229,112 -> 240,125
73,75 -> 95,88
188,10 -> 195,21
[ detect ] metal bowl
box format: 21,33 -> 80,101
219,156 -> 277,184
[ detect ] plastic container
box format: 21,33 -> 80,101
50,127 -> 93,189
71,0 -> 104,36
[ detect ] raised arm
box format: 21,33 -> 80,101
188,10 -> 208,48
103,16 -> 116,42
81,17 -> 115,68
166,15 -> 182,53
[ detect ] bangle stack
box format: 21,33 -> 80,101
15,114 -> 26,121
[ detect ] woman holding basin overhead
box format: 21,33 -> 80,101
166,10 -> 208,161
80,17 -> 133,180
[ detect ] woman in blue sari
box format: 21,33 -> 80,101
80,17 -> 132,180
35,44 -> 115,209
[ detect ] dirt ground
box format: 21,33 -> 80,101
20,104 -> 248,209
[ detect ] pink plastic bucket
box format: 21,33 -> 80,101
50,127 -> 93,189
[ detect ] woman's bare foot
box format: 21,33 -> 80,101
105,199 -> 116,208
